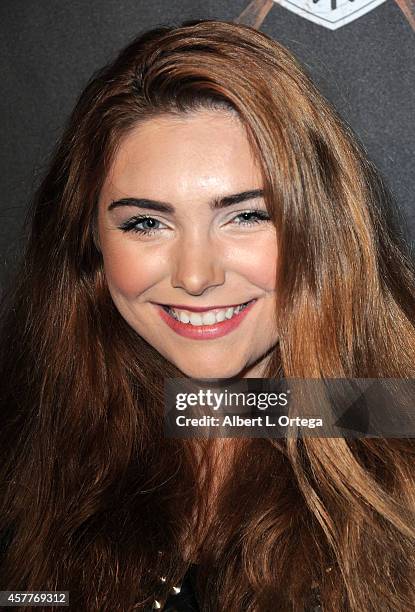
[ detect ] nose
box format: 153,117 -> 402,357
170,235 -> 226,295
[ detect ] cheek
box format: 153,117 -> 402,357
101,239 -> 165,297
235,235 -> 278,290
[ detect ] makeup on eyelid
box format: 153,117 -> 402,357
117,209 -> 272,235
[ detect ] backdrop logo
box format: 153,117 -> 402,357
274,0 -> 387,30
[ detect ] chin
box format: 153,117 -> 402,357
178,361 -> 243,380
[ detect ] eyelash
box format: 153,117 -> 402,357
118,210 -> 271,236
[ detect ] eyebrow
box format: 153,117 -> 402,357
107,189 -> 264,213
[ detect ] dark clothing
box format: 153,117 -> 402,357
159,564 -> 324,612
161,564 -> 200,611
1,530 -> 322,611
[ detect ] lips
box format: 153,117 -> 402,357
154,299 -> 257,340
157,302 -> 249,313
162,300 -> 253,322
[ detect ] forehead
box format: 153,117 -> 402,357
100,110 -> 263,203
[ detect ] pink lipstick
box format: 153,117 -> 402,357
154,299 -> 257,339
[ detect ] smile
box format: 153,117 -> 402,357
164,301 -> 254,325
154,299 -> 257,339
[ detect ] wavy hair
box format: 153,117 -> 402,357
1,19 -> 415,612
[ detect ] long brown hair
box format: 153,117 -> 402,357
1,19 -> 414,611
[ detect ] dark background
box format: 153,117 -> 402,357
1,0 -> 414,285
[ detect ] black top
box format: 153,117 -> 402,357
0,526 -> 201,612
158,564 -> 323,612
1,530 -> 322,611
161,564 -> 200,611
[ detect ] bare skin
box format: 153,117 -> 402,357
97,109 -> 279,380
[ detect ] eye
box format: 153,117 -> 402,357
231,210 -> 271,226
117,209 -> 272,236
118,215 -> 167,236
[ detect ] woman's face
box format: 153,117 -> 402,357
97,109 -> 278,378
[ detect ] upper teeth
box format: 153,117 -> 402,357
168,302 -> 250,326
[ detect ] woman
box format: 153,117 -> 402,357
0,18 -> 414,612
